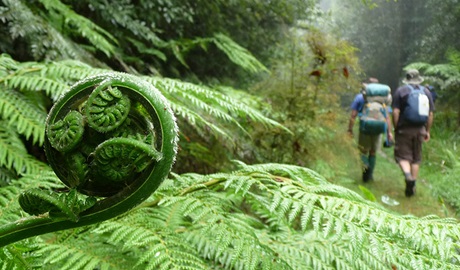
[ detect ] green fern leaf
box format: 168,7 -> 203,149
213,33 -> 269,74
0,91 -> 46,145
0,123 -> 48,175
38,0 -> 117,57
7,74 -> 70,101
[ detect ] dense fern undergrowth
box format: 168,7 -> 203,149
2,163 -> 460,269
1,55 -> 460,269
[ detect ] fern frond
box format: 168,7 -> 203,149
0,123 -> 49,176
146,76 -> 290,135
0,0 -> 102,63
3,162 -> 460,269
0,170 -> 59,231
425,64 -> 460,78
6,74 -> 70,101
0,244 -> 42,269
36,239 -> 125,270
127,37 -> 167,61
0,185 -> 23,225
213,33 -> 270,74
0,90 -> 47,145
38,0 -> 118,57
42,59 -> 102,81
156,162 -> 460,269
93,215 -> 208,270
91,0 -> 166,47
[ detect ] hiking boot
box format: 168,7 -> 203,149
362,167 -> 371,182
367,172 -> 374,181
405,180 -> 416,197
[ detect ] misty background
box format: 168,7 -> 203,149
320,0 -> 457,92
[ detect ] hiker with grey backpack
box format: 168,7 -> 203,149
348,78 -> 393,182
392,69 -> 435,197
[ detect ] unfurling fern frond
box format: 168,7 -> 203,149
0,169 -> 60,226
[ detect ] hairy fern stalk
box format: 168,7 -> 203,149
0,55 -> 460,269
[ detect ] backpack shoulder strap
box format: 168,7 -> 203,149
357,94 -> 365,114
406,84 -> 424,92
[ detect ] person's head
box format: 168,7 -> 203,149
362,77 -> 379,88
402,69 -> 424,85
367,77 -> 379,83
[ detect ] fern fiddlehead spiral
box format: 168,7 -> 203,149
0,72 -> 178,246
47,110 -> 85,152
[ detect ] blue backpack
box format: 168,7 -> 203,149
359,83 -> 391,135
402,85 -> 429,125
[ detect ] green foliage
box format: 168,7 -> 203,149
1,1 -> 460,269
1,0 -> 313,83
420,120 -> 460,215
0,54 -> 284,175
0,122 -> 48,177
417,0 -> 460,63
37,0 -> 118,57
2,162 -> 460,269
0,0 -> 106,66
248,28 -> 362,177
212,33 -> 270,74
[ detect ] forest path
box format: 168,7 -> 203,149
342,146 -> 457,218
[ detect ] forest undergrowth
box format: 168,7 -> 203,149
345,146 -> 456,218
326,113 -> 460,219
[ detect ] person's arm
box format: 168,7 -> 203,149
392,108 -> 400,129
424,88 -> 435,142
348,110 -> 358,135
386,113 -> 393,142
424,111 -> 433,142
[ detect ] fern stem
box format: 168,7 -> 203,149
136,178 -> 226,210
179,178 -> 225,196
0,72 -> 178,247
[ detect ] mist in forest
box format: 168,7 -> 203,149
319,0 -> 452,92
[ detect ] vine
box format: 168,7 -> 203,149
0,72 -> 178,246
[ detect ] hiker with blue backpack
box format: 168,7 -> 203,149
348,78 -> 393,182
392,69 -> 435,197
